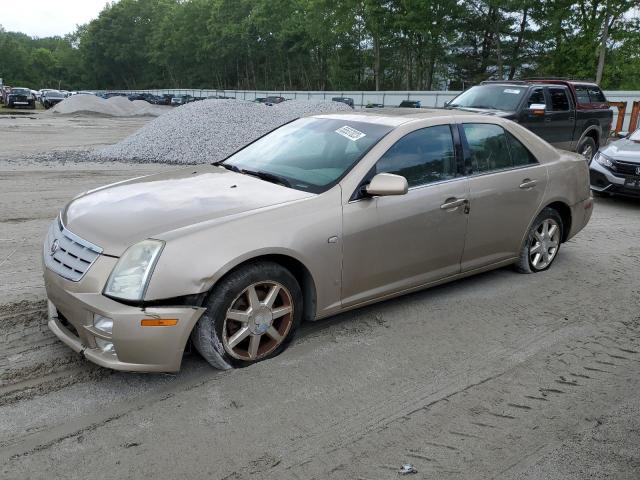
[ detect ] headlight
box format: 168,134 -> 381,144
594,152 -> 612,168
104,239 -> 164,301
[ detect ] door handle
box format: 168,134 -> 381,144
440,197 -> 467,210
544,117 -> 552,123
519,179 -> 537,189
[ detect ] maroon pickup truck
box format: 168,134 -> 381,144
446,79 -> 613,161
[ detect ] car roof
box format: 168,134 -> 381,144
313,108 -> 488,127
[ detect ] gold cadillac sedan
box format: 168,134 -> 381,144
43,110 -> 593,372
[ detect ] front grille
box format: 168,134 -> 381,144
44,217 -> 102,282
611,160 -> 640,177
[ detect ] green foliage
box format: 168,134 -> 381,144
0,0 -> 638,91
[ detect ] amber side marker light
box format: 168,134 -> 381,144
141,319 -> 179,327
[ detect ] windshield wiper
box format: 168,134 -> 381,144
240,169 -> 291,187
214,162 -> 241,173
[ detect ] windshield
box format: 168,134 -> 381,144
47,92 -> 64,98
11,88 -> 30,95
448,85 -> 526,111
223,117 -> 392,193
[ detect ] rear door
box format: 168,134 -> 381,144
544,87 -> 576,150
458,123 -> 548,271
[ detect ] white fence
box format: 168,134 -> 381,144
108,88 -> 640,131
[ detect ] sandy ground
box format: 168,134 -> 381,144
0,114 -> 639,479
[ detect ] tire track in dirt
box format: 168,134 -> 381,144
0,301 -> 109,406
242,318 -> 640,479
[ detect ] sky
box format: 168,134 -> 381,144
1,0 -> 109,38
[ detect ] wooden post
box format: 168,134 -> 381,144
629,101 -> 640,133
608,101 -> 627,135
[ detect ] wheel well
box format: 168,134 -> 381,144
220,254 -> 317,322
545,201 -> 572,242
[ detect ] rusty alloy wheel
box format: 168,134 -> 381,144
222,281 -> 294,361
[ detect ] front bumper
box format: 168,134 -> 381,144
44,256 -> 205,372
590,160 -> 640,198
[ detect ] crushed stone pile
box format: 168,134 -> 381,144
98,99 -> 353,164
50,95 -> 166,117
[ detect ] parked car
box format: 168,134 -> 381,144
254,97 -> 267,103
445,80 -> 613,161
6,87 -> 35,109
41,90 -> 66,109
590,128 -> 640,197
43,110 -> 592,372
171,95 -> 195,106
365,102 -> 384,108
0,86 -> 12,104
265,96 -> 285,105
399,100 -> 421,108
332,97 -> 355,108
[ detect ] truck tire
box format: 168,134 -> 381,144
577,137 -> 596,162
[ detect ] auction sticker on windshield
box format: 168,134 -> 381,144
504,89 -> 521,94
335,125 -> 367,141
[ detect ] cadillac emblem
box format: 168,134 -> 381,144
50,239 -> 59,256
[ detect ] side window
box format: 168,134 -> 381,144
375,125 -> 457,188
462,123 -> 512,173
575,86 -> 590,104
548,88 -> 570,111
587,86 -> 607,103
507,131 -> 538,166
527,88 -> 545,107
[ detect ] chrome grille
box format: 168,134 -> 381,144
44,217 -> 103,282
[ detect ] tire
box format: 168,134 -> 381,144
514,207 -> 563,274
577,136 -> 596,162
191,261 -> 303,369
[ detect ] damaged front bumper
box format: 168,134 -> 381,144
44,256 -> 205,372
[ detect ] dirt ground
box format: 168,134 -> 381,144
1,114 -> 639,479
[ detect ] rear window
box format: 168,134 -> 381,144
587,86 -> 607,103
575,86 -> 591,104
575,85 -> 607,104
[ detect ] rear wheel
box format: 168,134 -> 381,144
577,137 -> 596,162
515,208 -> 563,273
191,261 -> 303,369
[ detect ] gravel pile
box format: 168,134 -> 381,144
98,99 -> 353,164
50,95 -> 166,117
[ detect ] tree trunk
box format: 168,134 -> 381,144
373,34 -> 381,91
596,1 -> 610,84
508,7 -> 528,79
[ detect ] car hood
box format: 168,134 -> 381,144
601,138 -> 640,163
62,165 -> 314,255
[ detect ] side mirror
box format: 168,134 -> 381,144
443,100 -> 451,107
365,173 -> 408,197
528,103 -> 546,115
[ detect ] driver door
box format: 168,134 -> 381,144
341,125 -> 469,307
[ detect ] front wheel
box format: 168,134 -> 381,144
191,261 -> 303,369
577,137 -> 596,162
515,208 -> 563,273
